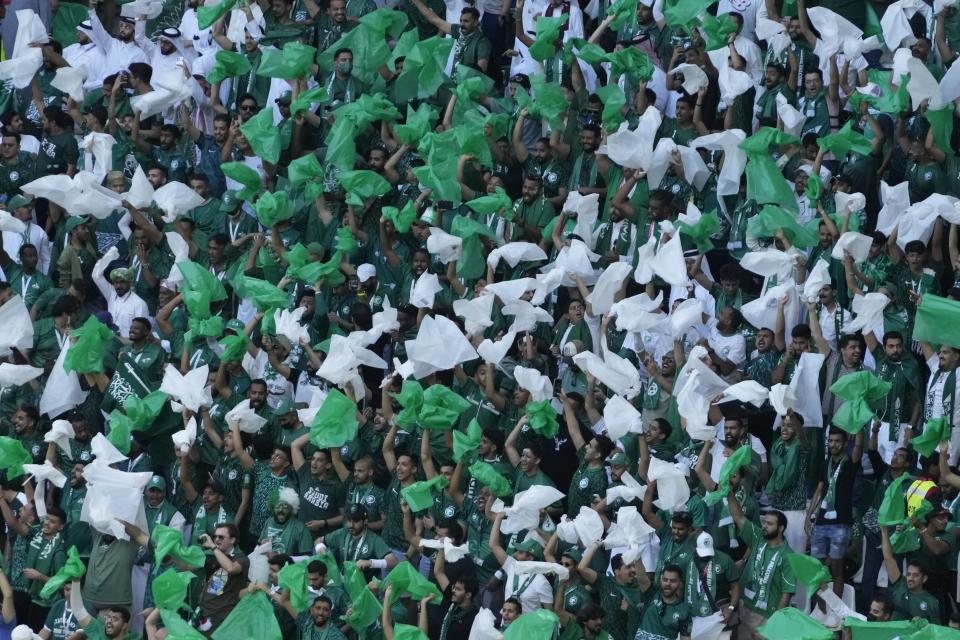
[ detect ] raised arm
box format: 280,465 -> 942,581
880,526 -> 902,584
408,0 -> 452,34
504,416 -> 526,468
488,512 -> 509,565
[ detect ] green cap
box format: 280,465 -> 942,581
225,318 -> 246,333
272,398 -> 297,416
276,91 -> 292,106
64,215 -> 90,233
306,242 -> 325,256
608,452 -> 628,466
219,190 -> 241,213
511,538 -> 543,557
146,475 -> 166,490
561,547 -> 582,563
8,195 -> 32,210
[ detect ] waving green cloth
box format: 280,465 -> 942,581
914,294 -> 960,348
290,86 -> 329,119
197,0 -> 237,29
382,561 -> 444,603
211,592 -> 282,640
663,0 -> 711,29
787,553 -> 830,593
220,162 -> 263,200
503,610 -> 560,639
40,546 -> 85,599
344,562 -> 382,632
878,473 -> 913,526
257,42 -> 317,80
152,525 -> 206,568
240,108 -> 281,165
392,380 -> 425,428
819,121 -> 872,158
219,334 -> 249,363
0,437 -> 31,479
394,36 -> 455,103
309,388 -> 358,448
339,170 -> 391,207
401,476 -> 449,512
277,560 -> 310,613
911,418 -> 951,457
160,610 -> 206,639
451,215 -> 496,279
383,202 -> 417,233
419,385 -> 472,430
469,461 -> 513,497
608,0 -> 639,29
208,49 -> 251,85
747,205 -> 818,248
757,607 -> 833,640
253,190 -> 295,228
64,316 -> 114,374
179,261 -> 228,303
453,419 -> 483,462
679,212 -> 721,253
529,15 -> 568,61
699,13 -> 738,50
704,444 -> 753,506
890,525 -> 922,554
841,618 -> 925,640
525,400 -> 559,438
595,84 -> 626,131
606,47 -> 654,81
395,103 -> 438,146
186,316 -> 225,343
739,128 -> 800,214
413,156 -> 461,205
829,371 -> 892,434
233,276 -> 287,311
152,570 -> 195,612
467,187 -> 514,219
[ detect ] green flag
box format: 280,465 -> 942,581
924,104 -> 954,155
699,13 -> 738,50
309,388 -> 358,448
197,0 -> 237,29
392,380 -> 425,428
400,476 -> 449,512
818,121 -> 872,158
704,444 -> 753,506
608,0 -> 639,30
419,385 -> 472,430
220,162 -> 263,200
233,276 -> 288,311
152,525 -> 206,568
529,15 -> 568,61
678,212 -> 721,253
525,400 -> 559,438
747,205 -> 818,248
739,128 -> 800,214
277,560 -> 310,613
211,592 -> 282,640
595,83 -> 627,131
208,49 -> 251,85
343,563 -> 382,631
914,294 -> 960,348
786,553 -> 830,593
758,607 -> 833,640
829,371 -> 892,434
219,334 -> 249,363
394,36 -> 454,103
453,419 -> 483,462
382,561 -> 444,603
64,315 -> 113,374
910,418 -> 951,457
469,461 -> 513,497
40,546 -> 85,599
253,190 -> 295,228
179,261 -> 228,303
257,41 -> 317,80
240,108 -> 281,164
503,609 -> 560,639
451,215 -> 495,279
152,570 -> 195,612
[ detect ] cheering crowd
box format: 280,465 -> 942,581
1,0 -> 960,637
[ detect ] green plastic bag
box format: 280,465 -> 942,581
502,609 -> 560,639
469,461 -> 512,497
382,561 -> 443,603
818,120 -> 872,158
152,569 -> 195,612
159,609 -> 206,639
197,0 -> 237,29
451,215 -> 495,279
211,592 -> 282,640
277,560 -> 310,613
452,419 -> 483,462
257,41 -> 317,80
914,294 -> 960,348
64,315 -> 114,374
757,607 -> 833,640
703,444 -> 753,506
309,388 -> 359,448
178,261 -> 228,303
40,546 -> 85,599
392,380 -> 425,429
400,476 -> 449,513
786,553 -> 830,593
343,563 -> 382,632
529,15 -> 568,61
219,334 -> 249,363
467,187 -> 513,218
220,162 -> 263,200
152,525 -> 206,568
233,276 -> 288,311
339,170 -> 391,207
240,108 -> 282,165
253,190 -> 295,228
208,49 -> 251,85
525,400 -> 559,438
382,201 -> 417,233
419,385 -> 472,430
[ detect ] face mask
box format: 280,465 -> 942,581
337,61 -> 352,74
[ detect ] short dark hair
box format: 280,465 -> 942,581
904,240 -> 927,255
838,333 -> 865,352
269,554 -> 293,568
160,124 -> 181,139
760,509 -> 788,531
214,523 -> 240,539
882,331 -> 904,345
313,594 -> 333,608
461,6 -> 480,18
52,295 -> 81,318
576,603 -> 604,625
128,62 -> 152,84
455,577 -> 479,599
871,598 -> 894,616
662,564 -> 685,581
482,428 -> 505,454
671,512 -> 693,527
333,47 -> 353,59
46,506 -> 67,524
791,324 -> 812,339
106,607 -> 131,624
307,560 -> 326,575
651,418 -> 673,440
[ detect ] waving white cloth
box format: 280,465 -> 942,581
718,63 -> 753,106
669,298 -> 703,337
52,66 -> 87,102
0,363 -> 43,387
468,608 -> 503,640
670,63 -> 708,94
605,109 -> 661,169
647,458 -> 691,512
556,506 -> 604,546
605,471 -> 646,504
487,242 -> 547,269
691,130 -> 747,198
426,227 -> 462,263
405,314 -> 478,378
91,433 -> 128,465
881,0 -> 925,48
803,259 -> 832,303
317,333 -> 387,393
44,420 -> 76,453
502,300 -> 553,333
610,292 -> 665,332
673,346 -> 729,401
768,384 -> 797,416
843,292 -> 888,335
603,395 -> 642,440
131,69 -> 198,119
483,278 -> 537,303
573,350 -> 642,398
531,268 -> 565,305
225,399 -> 268,434
562,191 -> 600,220
755,17 -> 791,55
0,10 -> 47,88
550,240 -> 599,285
604,506 -> 655,563
23,461 -> 67,518
586,262 -> 632,315
40,344 -> 88,417
835,192 -> 866,216
740,282 -> 794,333
676,371 -> 714,440
495,485 -> 566,534
121,0 -> 164,18
477,329 -> 517,366
513,561 -> 570,581
410,272 -> 443,309
124,166 -> 155,209
160,364 -> 212,413
80,461 -> 152,539
454,294 -> 496,336
777,93 -> 806,138
273,307 -> 311,346
152,180 -> 205,222
0,209 -> 26,234
721,381 -> 769,407
740,249 -> 796,279
651,232 -> 688,286
896,201 -> 940,248
941,55 -> 960,103
420,537 -> 471,563
633,237 -> 656,284
790,352 -> 826,427
0,295 -> 33,352
81,132 -> 116,183
21,171 -> 122,219
366,298 -> 400,344
906,56 -> 945,110
876,180 -> 910,235
172,417 -> 198,454
832,232 -> 873,263
806,7 -> 863,58
513,365 -> 553,402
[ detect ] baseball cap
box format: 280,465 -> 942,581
219,190 -> 241,213
147,475 -> 166,490
512,538 -> 543,556
608,452 -> 628,467
695,531 -> 715,558
225,318 -> 246,333
561,547 -> 582,563
275,91 -> 292,105
272,398 -> 297,416
64,215 -> 90,233
357,263 -> 376,283
8,195 -> 32,209
346,503 -> 368,521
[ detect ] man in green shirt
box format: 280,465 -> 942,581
324,48 -> 367,106
726,490 -> 795,638
881,526 -> 941,623
406,2 -> 491,72
3,241 -> 52,309
24,506 -> 68,628
795,69 -> 833,137
292,432 -> 344,539
260,488 -> 314,556
320,504 -> 396,578
37,111 -> 79,177
578,543 -> 643,640
0,132 -> 35,198
754,57 -> 798,127
634,563 -> 693,640
511,176 -> 557,244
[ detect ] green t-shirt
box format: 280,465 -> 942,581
324,526 -> 391,564
890,576 -> 941,622
26,526 -> 67,605
684,552 -> 739,616
296,465 -> 344,530
567,449 -> 608,516
597,574 -> 642,640
82,533 -> 139,607
738,520 -> 795,615
635,587 -> 693,640
260,516 -> 315,555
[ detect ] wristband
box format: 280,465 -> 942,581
370,558 -> 387,569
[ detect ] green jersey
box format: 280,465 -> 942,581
635,587 -> 693,640
738,520 -> 795,615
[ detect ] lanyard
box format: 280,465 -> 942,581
350,533 -> 366,561
823,455 -> 846,511
20,274 -> 32,294
512,572 -> 536,598
228,219 -> 242,242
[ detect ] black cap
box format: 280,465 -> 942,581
346,504 -> 368,521
717,400 -> 749,422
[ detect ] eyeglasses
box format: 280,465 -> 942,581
213,534 -> 227,540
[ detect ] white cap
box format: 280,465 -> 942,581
695,531 -> 715,558
357,263 -> 377,283
12,625 -> 43,640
